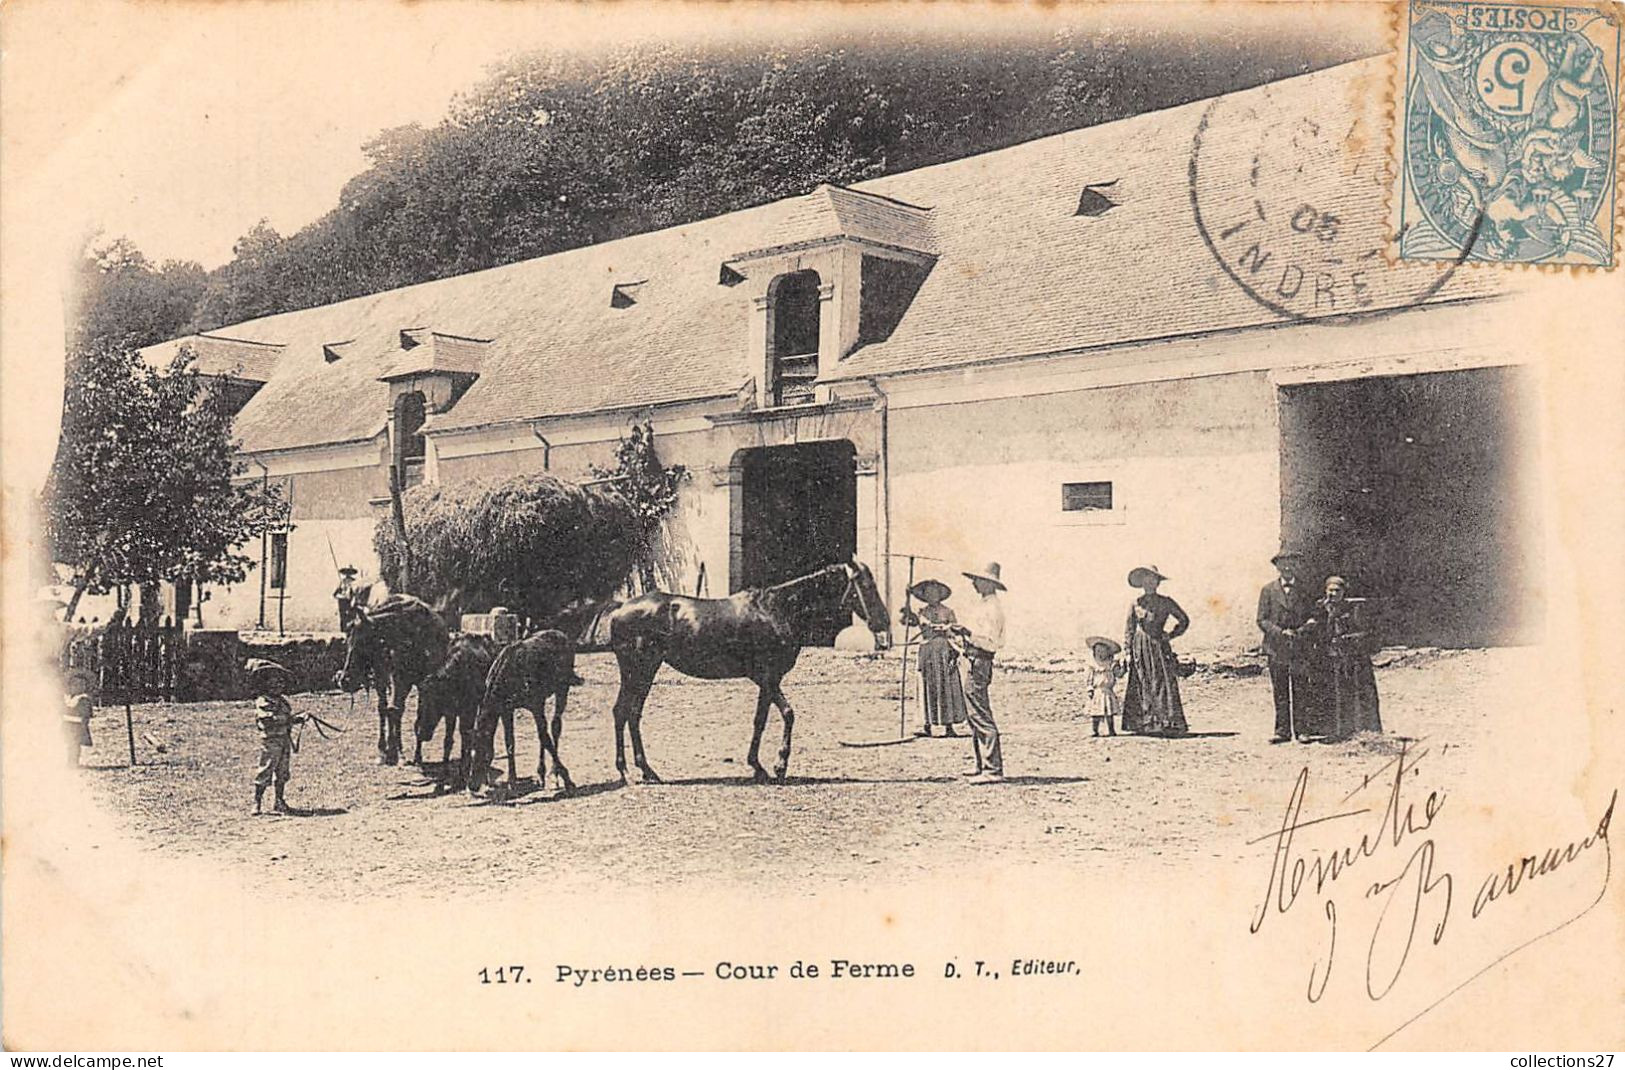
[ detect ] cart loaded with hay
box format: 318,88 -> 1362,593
340,473 -> 644,780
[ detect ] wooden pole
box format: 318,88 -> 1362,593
898,555 -> 915,740
122,625 -> 137,767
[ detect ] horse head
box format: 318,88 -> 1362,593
337,608 -> 381,693
843,559 -> 892,651
466,686 -> 508,792
416,633 -> 493,743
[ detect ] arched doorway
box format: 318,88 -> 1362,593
732,439 -> 858,645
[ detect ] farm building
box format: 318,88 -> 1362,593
139,56 -> 1541,653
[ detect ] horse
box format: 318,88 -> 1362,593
588,558 -> 889,784
337,594 -> 454,766
416,632 -> 514,790
466,630 -> 577,797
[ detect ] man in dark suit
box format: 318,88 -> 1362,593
1258,550 -> 1316,743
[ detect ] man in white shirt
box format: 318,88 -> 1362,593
953,563 -> 1007,783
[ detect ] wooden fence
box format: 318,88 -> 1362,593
61,618 -> 185,704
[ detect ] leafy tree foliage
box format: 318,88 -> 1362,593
75,31 -> 1365,338
72,238 -> 207,350
43,342 -> 288,617
590,423 -> 689,591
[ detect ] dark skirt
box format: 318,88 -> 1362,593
917,637 -> 968,726
1122,631 -> 1187,736
1324,656 -> 1382,738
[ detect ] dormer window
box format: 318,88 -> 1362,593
392,390 -> 427,487
1076,181 -> 1120,217
768,270 -> 821,406
611,280 -> 646,308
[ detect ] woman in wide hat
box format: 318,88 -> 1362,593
901,578 -> 968,737
1120,565 -> 1191,736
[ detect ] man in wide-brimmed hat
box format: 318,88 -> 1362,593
1257,550 -> 1317,743
334,565 -> 361,632
952,563 -> 1007,783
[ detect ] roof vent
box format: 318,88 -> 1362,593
1075,181 -> 1120,218
719,263 -> 746,287
323,341 -> 352,364
610,280 -> 647,308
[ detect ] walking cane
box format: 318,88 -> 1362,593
837,551 -> 942,749
886,551 -> 943,740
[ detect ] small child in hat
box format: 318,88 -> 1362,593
1082,637 -> 1122,737
246,658 -> 305,814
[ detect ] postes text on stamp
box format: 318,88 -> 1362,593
1394,0 -> 1620,267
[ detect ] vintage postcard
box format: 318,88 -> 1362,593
2,0 -> 1622,1053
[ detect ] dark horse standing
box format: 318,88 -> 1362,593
585,559 -> 889,784
417,633 -> 504,781
466,631 -> 577,796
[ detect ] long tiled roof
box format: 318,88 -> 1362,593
144,55 -> 1491,454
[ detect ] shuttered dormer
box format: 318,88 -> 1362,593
730,184 -> 937,408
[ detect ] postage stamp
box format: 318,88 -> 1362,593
1393,0 -> 1621,267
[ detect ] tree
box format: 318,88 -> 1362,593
71,237 -> 207,350
82,32 -> 1371,341
43,341 -> 288,620
590,423 -> 688,592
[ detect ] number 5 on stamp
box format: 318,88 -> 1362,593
1393,0 -> 1620,267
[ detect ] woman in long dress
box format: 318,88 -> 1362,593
1307,575 -> 1382,739
902,579 -> 967,737
1120,565 -> 1191,736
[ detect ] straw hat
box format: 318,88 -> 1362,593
338,565 -> 359,576
961,562 -> 1007,591
243,658 -> 293,690
1271,549 -> 1308,567
1127,565 -> 1167,589
1084,636 -> 1122,660
908,578 -> 953,604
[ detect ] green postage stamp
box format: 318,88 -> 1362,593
1394,0 -> 1621,267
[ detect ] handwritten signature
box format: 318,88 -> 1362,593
1248,740 -> 1615,1042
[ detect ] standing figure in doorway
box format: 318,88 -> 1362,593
334,566 -> 360,632
1120,566 -> 1190,736
1257,550 -> 1317,743
952,563 -> 1007,783
1305,575 -> 1382,739
899,579 -> 966,738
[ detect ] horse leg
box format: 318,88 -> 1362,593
626,682 -> 660,784
529,704 -> 569,796
534,687 -> 573,794
375,686 -> 392,765
503,708 -> 517,786
437,710 -> 456,792
611,650 -> 655,784
770,681 -> 796,783
452,708 -> 472,792
747,687 -> 773,783
550,688 -> 574,792
387,707 -> 404,766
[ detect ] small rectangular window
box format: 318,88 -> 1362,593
1062,481 -> 1113,512
269,532 -> 289,588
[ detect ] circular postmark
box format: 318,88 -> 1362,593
1189,74 -> 1478,324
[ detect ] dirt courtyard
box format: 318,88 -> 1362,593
73,647 -> 1518,897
